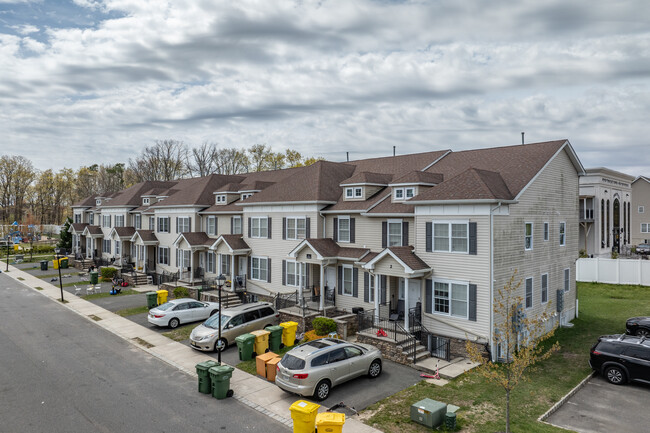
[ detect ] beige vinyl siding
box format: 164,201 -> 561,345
415,214 -> 491,341
333,265 -> 377,313
493,148 -> 579,328
326,215 -> 414,251
632,180 -> 650,246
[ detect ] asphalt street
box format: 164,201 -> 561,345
0,273 -> 288,433
547,375 -> 650,433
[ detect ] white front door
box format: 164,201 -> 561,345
408,279 -> 421,310
238,257 -> 246,277
326,267 -> 337,291
86,237 -> 92,259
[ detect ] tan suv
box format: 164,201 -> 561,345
189,302 -> 279,352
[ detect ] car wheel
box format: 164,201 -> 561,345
368,359 -> 382,378
210,310 -> 218,317
314,380 -> 331,401
168,318 -> 180,329
215,338 -> 227,352
605,365 -> 626,385
635,328 -> 650,338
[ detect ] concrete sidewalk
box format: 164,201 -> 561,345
1,263 -> 382,433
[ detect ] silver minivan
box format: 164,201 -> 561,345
189,302 -> 279,352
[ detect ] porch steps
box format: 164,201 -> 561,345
77,259 -> 93,271
200,289 -> 243,309
131,272 -> 149,286
397,340 -> 431,364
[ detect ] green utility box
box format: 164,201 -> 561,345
265,325 -> 283,352
235,333 -> 256,361
146,291 -> 158,309
410,398 -> 447,429
89,271 -> 99,285
40,260 -> 48,271
208,365 -> 234,399
195,360 -> 219,394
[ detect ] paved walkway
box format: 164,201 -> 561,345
0,263 -> 381,433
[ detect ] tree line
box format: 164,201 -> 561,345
0,141 -> 322,226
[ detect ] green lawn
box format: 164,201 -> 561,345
237,345 -> 293,376
363,282 -> 650,433
115,305 -> 149,317
162,324 -> 197,342
81,289 -> 140,300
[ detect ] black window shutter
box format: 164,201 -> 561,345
305,264 -> 310,287
248,218 -> 251,238
469,222 -> 477,255
175,217 -> 179,233
267,258 -> 271,283
282,217 -> 286,240
380,275 -> 387,304
188,218 -> 191,232
353,267 -> 358,297
402,221 -> 409,246
425,279 -> 432,314
350,218 -> 356,243
333,218 -> 338,241
230,217 -> 234,235
306,217 -> 311,238
267,218 -> 272,239
156,217 -> 159,233
337,266 -> 343,295
282,260 -> 286,286
469,284 -> 477,321
364,272 -> 369,303
382,222 -> 387,248
425,222 -> 432,252
248,256 -> 251,277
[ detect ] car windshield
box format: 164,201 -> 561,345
156,302 -> 175,311
281,354 -> 306,370
203,313 -> 231,329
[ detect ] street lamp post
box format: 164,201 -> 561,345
5,235 -> 10,272
56,250 -> 64,303
216,273 -> 226,364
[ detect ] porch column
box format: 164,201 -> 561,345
404,278 -> 410,330
144,245 -> 147,273
231,254 -> 235,283
319,263 -> 324,311
299,262 -> 303,306
374,273 -> 380,321
190,251 -> 194,283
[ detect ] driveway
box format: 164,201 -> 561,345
547,375 -> 650,433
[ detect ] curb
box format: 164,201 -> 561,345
538,371 -> 595,423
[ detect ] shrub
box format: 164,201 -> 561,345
611,251 -> 619,259
101,267 -> 117,279
312,317 -> 337,336
579,249 -> 588,258
173,286 -> 190,299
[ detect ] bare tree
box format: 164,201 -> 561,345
97,163 -> 125,193
187,141 -> 218,177
128,139 -> 189,182
0,155 -> 35,224
248,144 -> 274,172
214,147 -> 249,175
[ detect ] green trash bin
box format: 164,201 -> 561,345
265,325 -> 283,352
445,412 -> 457,430
40,260 -> 48,271
89,271 -> 99,285
146,291 -> 158,309
208,365 -> 234,399
60,257 -> 69,269
235,333 -> 256,361
195,360 -> 219,394
196,287 -> 204,301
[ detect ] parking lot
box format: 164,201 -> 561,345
547,375 -> 650,433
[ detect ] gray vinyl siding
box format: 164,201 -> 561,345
493,148 -> 579,328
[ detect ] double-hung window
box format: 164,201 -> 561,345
134,214 -> 141,230
433,280 -> 468,318
433,221 -> 468,253
251,256 -> 268,281
158,217 -> 170,233
286,261 -> 304,287
232,216 -> 242,235
541,273 -> 548,303
525,223 -> 533,250
525,277 -> 533,309
564,268 -> 570,292
642,223 -> 650,233
206,216 -> 216,235
405,187 -> 414,199
89,213 -> 94,225
354,187 -> 362,198
338,216 -> 350,242
345,188 -> 353,198
149,217 -> 154,230
219,254 -> 230,275
342,265 -> 353,295
114,215 -> 124,227
368,274 -> 375,302
103,239 -> 111,254
177,217 -> 190,233
74,214 -> 81,223
388,219 -> 402,247
559,222 -> 566,246
115,240 -> 120,256
394,189 -> 404,200
286,217 -> 306,240
206,251 -> 215,273
158,247 -> 169,265
251,217 -> 268,238
103,215 -> 111,228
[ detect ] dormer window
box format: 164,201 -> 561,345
345,187 -> 363,199
345,188 -> 353,198
394,187 -> 415,201
96,199 -> 101,206
395,189 -> 404,200
241,193 -> 253,200
143,198 -> 150,205
406,188 -> 414,198
216,195 -> 227,204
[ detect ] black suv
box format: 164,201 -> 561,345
626,317 -> 650,337
590,334 -> 650,385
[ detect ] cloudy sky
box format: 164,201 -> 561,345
1,0 -> 649,176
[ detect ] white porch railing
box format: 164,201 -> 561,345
576,257 -> 650,286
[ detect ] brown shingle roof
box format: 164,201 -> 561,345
200,201 -> 243,214
340,172 -> 393,185
70,223 -> 88,233
215,182 -> 243,193
114,227 -> 136,238
135,230 -> 158,243
391,171 -> 443,185
345,150 -> 450,177
387,246 -> 430,271
104,181 -> 176,207
84,225 -> 103,235
72,194 -> 99,207
413,168 -> 513,201
150,174 -> 246,207
323,188 -> 388,212
179,232 -> 213,247
219,235 -> 250,251
302,238 -> 369,259
365,194 -> 415,214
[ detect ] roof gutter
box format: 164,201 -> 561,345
409,199 -> 517,205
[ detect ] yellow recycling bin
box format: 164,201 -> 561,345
289,400 -> 320,433
157,289 -> 168,305
250,329 -> 270,355
315,412 -> 346,433
280,321 -> 299,347
52,258 -> 59,270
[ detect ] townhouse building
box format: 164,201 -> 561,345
70,139 -> 583,360
631,176 -> 650,247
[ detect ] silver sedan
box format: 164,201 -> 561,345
275,338 -> 382,401
147,298 -> 220,329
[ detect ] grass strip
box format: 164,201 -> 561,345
17,277 -> 24,281
35,286 -> 43,290
363,282 -> 650,433
162,324 -> 197,342
115,306 -> 149,317
132,337 -> 154,348
89,315 -> 102,321
81,289 -> 139,300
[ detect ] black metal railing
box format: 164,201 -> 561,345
193,266 -> 204,280
275,290 -> 299,310
357,309 -> 413,345
149,270 -> 179,286
408,306 -> 451,361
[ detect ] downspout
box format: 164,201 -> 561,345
490,201 -> 502,361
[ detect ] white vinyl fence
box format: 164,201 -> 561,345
577,257 -> 650,286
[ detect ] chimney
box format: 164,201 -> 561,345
521,132 -> 525,145
346,152 -> 349,162
393,146 -> 396,156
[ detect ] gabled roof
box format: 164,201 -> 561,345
633,176 -> 650,185
173,232 -> 213,249
363,246 -> 431,276
109,226 -> 136,239
102,181 -> 176,207
130,230 -> 158,244
390,171 -> 443,186
215,182 -> 243,193
289,238 -> 369,261
69,223 -> 88,233
82,225 -> 103,237
345,150 -> 450,177
209,235 -> 250,253
340,172 -> 393,186
200,202 -> 243,214
72,194 -> 100,208
365,194 -> 415,215
150,174 -> 246,207
412,168 -> 513,202
238,180 -> 275,192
